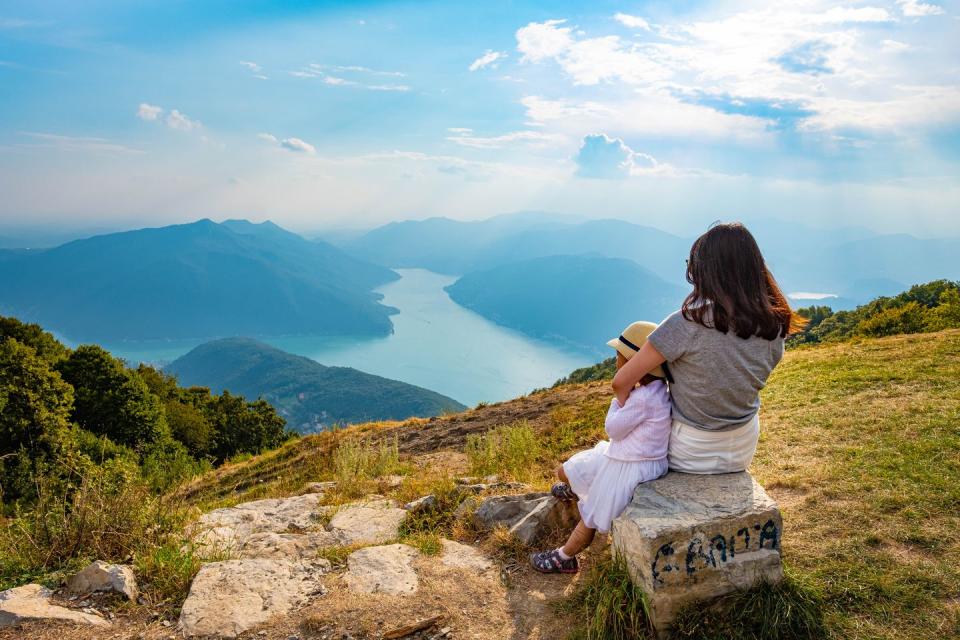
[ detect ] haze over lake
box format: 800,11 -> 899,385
105,269 -> 595,406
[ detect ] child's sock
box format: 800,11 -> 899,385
556,548 -> 572,561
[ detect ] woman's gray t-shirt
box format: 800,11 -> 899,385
648,310 -> 784,431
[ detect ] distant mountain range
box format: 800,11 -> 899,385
166,337 -> 465,432
445,254 -> 687,354
0,219 -> 399,343
341,212 -> 960,305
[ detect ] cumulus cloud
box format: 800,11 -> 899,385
280,137 -> 316,154
574,133 -> 658,179
517,19 -> 573,62
614,13 -> 651,30
257,133 -> 278,143
469,50 -> 507,71
165,109 -> 201,131
897,0 -> 945,17
137,103 -> 163,121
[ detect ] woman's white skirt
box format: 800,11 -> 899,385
667,414 -> 760,474
562,441 -> 668,533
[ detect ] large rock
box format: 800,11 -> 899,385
439,539 -> 493,573
328,499 -> 407,545
612,471 -> 784,635
192,493 -> 323,551
239,531 -> 341,560
180,558 -> 329,638
472,492 -> 580,545
345,544 -> 419,596
66,561 -> 138,601
0,584 -> 109,628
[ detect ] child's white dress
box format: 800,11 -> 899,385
562,380 -> 671,533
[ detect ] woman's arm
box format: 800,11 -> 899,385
612,341 -> 667,406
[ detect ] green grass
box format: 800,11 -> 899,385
465,421 -> 539,481
556,554 -> 652,640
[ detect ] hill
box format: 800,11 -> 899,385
0,219 -> 399,343
165,337 -> 466,432
444,254 -> 687,354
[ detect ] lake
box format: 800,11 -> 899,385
104,269 -> 596,406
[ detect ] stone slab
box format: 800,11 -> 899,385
192,493 -> 324,551
328,499 -> 407,545
345,544 -> 419,596
0,584 -> 109,628
439,539 -> 493,573
611,471 -> 783,634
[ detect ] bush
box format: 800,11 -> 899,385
332,435 -> 407,496
465,421 -> 539,481
856,301 -> 926,338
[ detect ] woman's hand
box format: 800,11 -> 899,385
612,341 -> 667,405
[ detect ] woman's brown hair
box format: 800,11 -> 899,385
682,222 -> 806,340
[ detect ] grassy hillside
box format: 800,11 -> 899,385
172,330 -> 960,639
165,337 -> 466,432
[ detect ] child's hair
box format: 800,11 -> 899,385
682,222 -> 806,340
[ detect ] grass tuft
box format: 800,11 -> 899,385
465,421 -> 539,481
556,553 -> 652,640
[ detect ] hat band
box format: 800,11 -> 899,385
618,334 -> 641,352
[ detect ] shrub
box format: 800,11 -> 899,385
465,421 -> 539,481
332,435 -> 407,496
856,301 -> 926,338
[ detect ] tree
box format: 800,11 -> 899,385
0,316 -> 69,364
56,345 -> 168,451
0,338 -> 75,503
207,391 -> 288,463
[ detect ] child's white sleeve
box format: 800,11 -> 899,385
604,390 -> 646,442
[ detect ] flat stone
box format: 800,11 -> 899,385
192,493 -> 323,551
345,544 -> 419,596
301,481 -> 337,494
439,539 -> 493,573
611,471 -> 784,634
66,561 -> 138,601
378,475 -> 406,489
472,492 -> 579,545
0,584 -> 109,628
328,499 -> 407,545
180,559 -> 328,638
404,495 -> 437,513
240,532 -> 341,560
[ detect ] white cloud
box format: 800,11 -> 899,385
882,39 -> 911,53
165,109 -> 201,131
324,76 -> 354,86
257,133 -> 278,143
614,13 -> 651,30
574,133 -> 662,179
137,103 -> 163,121
240,60 -> 261,72
469,50 -> 507,71
280,137 -> 316,154
516,19 -> 572,62
897,0 -> 945,17
448,127 -> 473,133
367,84 -> 411,92
290,65 -> 410,91
447,130 -> 565,149
15,132 -> 143,155
816,7 -> 893,23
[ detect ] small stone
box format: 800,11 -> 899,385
404,495 -> 437,513
0,584 -> 109,628
301,481 -> 337,494
439,539 -> 492,573
472,492 -> 579,545
66,561 -> 139,601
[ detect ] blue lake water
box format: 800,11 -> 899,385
104,269 -> 596,406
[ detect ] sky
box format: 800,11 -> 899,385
1,0 -> 958,237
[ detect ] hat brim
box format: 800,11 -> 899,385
607,337 -> 666,378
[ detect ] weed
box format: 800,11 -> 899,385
465,421 -> 539,482
135,540 -> 225,609
556,552 -> 652,640
332,435 -> 408,497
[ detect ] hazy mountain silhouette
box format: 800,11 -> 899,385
0,219 -> 399,343
445,254 -> 688,354
166,337 -> 465,432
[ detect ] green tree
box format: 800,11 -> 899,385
925,288 -> 960,331
207,392 -> 288,463
56,345 -> 168,451
0,338 -> 75,503
0,316 -> 69,364
856,301 -> 926,338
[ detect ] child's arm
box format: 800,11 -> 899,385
612,341 -> 666,406
605,391 -> 646,442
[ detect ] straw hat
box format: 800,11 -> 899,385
606,321 -> 665,378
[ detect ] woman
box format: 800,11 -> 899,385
612,222 -> 805,474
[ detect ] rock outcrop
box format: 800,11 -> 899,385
193,493 -> 324,551
0,584 -> 109,628
328,499 -> 407,545
611,471 -> 784,636
472,492 -> 580,545
345,544 -> 420,596
179,558 -> 329,638
66,561 -> 138,601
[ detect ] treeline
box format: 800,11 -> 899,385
790,279 -> 960,345
0,316 -> 294,510
553,280 -> 960,386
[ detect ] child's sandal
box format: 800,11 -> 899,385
551,482 -> 578,502
529,549 -> 579,574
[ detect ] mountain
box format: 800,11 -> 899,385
0,219 -> 400,343
445,254 -> 688,354
165,337 -> 466,432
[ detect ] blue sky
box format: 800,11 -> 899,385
1,0 -> 958,236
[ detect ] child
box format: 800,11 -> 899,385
530,320 -> 671,574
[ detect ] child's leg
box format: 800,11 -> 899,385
561,520 -> 596,557
556,464 -> 569,483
